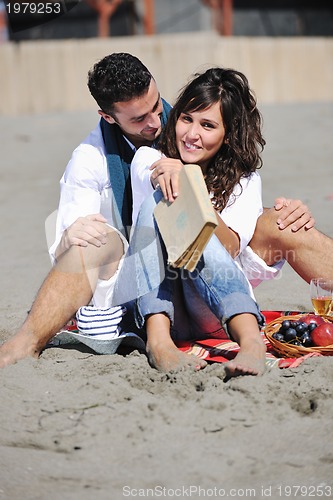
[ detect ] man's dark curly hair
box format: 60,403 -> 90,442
159,67 -> 265,212
87,53 -> 153,116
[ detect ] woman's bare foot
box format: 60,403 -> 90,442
145,313 -> 207,372
147,337 -> 207,372
225,313 -> 266,378
224,337 -> 266,378
0,330 -> 42,368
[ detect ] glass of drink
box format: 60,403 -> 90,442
310,278 -> 333,316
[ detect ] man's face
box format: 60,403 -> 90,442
100,79 -> 163,149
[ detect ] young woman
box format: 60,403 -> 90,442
125,67 -> 269,377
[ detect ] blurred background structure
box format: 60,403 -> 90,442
2,0 -> 333,40
0,1 -> 332,115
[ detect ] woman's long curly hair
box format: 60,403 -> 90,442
158,67 -> 265,211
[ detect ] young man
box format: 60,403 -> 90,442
0,52 -> 332,369
0,53 -> 169,368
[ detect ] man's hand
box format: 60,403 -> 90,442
56,214 -> 108,260
274,197 -> 315,232
149,158 -> 183,202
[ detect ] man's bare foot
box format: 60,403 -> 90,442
146,338 -> 207,373
224,337 -> 266,378
0,331 -> 42,368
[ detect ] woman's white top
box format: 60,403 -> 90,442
131,146 -> 284,290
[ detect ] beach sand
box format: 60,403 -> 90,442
0,102 -> 332,500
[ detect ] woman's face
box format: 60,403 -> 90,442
175,102 -> 225,171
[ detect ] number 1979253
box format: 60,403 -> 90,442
6,3 -> 62,15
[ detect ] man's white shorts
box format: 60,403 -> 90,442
92,226 -> 129,308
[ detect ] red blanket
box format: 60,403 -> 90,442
175,310 -> 323,369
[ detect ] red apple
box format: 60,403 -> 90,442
311,323 -> 333,347
299,314 -> 325,326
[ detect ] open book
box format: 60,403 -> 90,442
153,164 -> 218,272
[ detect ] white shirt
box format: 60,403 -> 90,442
131,146 -> 263,254
49,124 -> 117,262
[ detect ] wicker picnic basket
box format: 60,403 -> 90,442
264,314 -> 333,358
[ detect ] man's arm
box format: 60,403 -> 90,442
49,131 -> 111,262
54,214 -> 108,261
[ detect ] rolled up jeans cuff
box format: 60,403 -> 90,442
220,291 -> 264,334
135,294 -> 175,329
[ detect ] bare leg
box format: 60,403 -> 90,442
250,208 -> 333,283
0,229 -> 124,368
145,313 -> 207,372
224,313 -> 266,378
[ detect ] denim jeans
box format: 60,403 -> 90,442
112,190 -> 166,307
114,190 -> 264,340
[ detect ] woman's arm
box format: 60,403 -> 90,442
218,172 -> 263,257
131,147 -> 163,226
149,157 -> 184,202
214,214 -> 240,258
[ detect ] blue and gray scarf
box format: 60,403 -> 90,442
100,98 -> 171,240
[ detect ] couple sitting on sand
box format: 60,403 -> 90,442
0,53 -> 332,378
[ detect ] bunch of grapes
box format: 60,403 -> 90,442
272,319 -> 316,347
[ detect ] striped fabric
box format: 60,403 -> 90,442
76,305 -> 126,339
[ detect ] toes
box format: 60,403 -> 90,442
225,361 -> 262,378
195,359 -> 207,371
